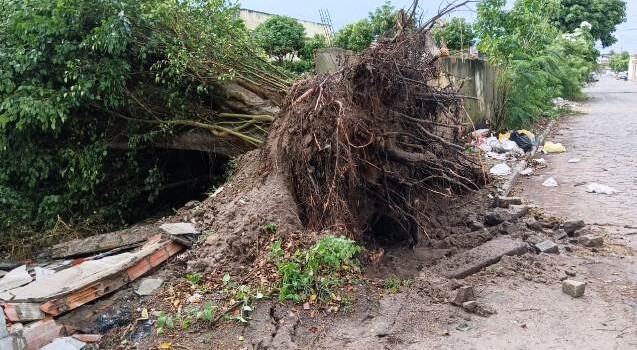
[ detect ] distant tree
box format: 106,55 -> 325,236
254,15 -> 305,62
553,0 -> 626,47
334,2 -> 397,52
299,34 -> 327,61
432,17 -> 476,51
609,51 -> 630,72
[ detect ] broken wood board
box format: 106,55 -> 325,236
0,238 -> 183,318
434,238 -> 528,279
41,225 -> 160,259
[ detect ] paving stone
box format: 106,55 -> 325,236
451,286 -> 475,306
562,280 -> 586,298
484,205 -> 529,226
135,277 -> 164,296
437,238 -> 528,279
20,318 -> 63,350
535,240 -> 559,254
563,220 -> 585,235
578,235 -> 604,248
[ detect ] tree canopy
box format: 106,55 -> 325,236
333,2 -> 397,52
253,15 -> 306,62
432,17 -> 476,51
553,0 -> 626,47
0,0 -> 290,235
609,51 -> 630,72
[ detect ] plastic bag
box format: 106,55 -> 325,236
490,163 -> 511,176
543,141 -> 566,153
542,177 -> 559,187
509,130 -> 533,152
586,183 -> 619,195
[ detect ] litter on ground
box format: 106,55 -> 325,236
586,183 -> 620,195
543,141 -> 566,153
542,177 -> 559,187
490,163 -> 512,176
568,158 -> 581,163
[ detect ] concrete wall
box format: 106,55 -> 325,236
314,48 -> 355,74
628,55 -> 637,80
441,57 -> 502,127
239,9 -> 331,38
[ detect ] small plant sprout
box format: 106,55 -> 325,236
185,273 -> 203,285
263,221 -> 278,234
156,312 -> 174,334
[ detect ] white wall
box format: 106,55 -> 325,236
239,9 -> 331,38
628,56 -> 637,80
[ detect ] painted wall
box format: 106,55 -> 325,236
239,9 -> 331,38
628,55 -> 637,80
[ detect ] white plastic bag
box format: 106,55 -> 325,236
586,183 -> 619,195
542,177 -> 559,187
490,163 -> 511,176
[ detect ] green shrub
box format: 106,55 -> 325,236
275,235 -> 361,303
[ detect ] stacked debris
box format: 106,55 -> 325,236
0,223 -> 197,349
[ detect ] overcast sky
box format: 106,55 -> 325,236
237,0 -> 637,54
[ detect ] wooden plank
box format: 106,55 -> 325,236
41,225 -> 159,259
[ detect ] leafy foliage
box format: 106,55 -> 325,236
334,2 -> 397,52
299,34 -> 328,62
476,0 -> 597,128
0,0 -> 286,237
609,51 -> 630,72
553,0 -> 627,47
253,15 -> 306,62
433,18 -> 476,51
274,236 -> 361,303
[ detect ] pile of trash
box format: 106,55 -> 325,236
472,129 -> 536,161
0,223 -> 197,350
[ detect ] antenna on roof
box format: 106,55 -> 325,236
319,8 -> 335,45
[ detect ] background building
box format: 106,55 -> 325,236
239,9 -> 332,38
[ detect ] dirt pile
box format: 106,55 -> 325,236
181,18 -> 485,274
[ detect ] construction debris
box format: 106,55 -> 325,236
562,220 -> 585,235
562,280 -> 586,298
436,238 -> 528,279
41,225 -> 159,259
462,300 -> 497,317
451,286 -> 475,306
135,277 -> 165,296
0,266 -> 32,293
0,223 -> 194,349
578,235 -> 604,248
535,240 -> 559,254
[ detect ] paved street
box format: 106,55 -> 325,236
521,77 -> 637,227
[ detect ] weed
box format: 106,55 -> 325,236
156,312 -> 174,334
383,277 -> 412,294
185,273 -> 203,285
198,302 -> 216,323
276,235 -> 361,303
268,240 -> 285,261
340,295 -> 355,312
263,221 -> 278,234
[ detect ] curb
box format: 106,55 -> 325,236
499,120 -> 556,197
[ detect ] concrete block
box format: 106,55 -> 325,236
535,240 -> 559,254
562,280 -> 586,298
451,286 -> 475,306
578,235 -> 603,248
437,238 -> 528,279
485,205 -> 529,226
563,220 -> 585,235
495,196 -> 523,208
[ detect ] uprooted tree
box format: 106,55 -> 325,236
186,7 -> 485,273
